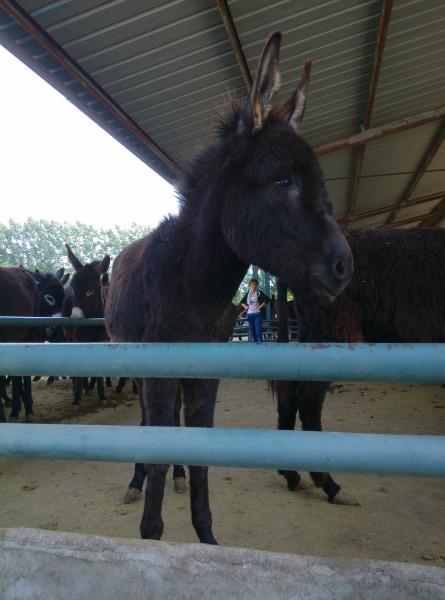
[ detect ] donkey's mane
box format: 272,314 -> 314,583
176,101 -> 246,214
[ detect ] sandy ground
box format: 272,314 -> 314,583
0,376 -> 444,566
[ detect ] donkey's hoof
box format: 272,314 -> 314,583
123,487 -> 142,504
174,477 -> 186,494
196,527 -> 218,545
25,414 -> 34,423
331,491 -> 360,506
8,416 -> 19,423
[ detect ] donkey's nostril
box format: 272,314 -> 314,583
333,259 -> 347,280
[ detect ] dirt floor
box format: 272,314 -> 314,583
0,376 -> 444,566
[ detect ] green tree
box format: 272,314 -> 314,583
0,218 -> 150,272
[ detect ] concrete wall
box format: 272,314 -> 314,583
1,528 -> 444,599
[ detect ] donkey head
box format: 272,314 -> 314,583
66,244 -> 110,318
219,32 -> 352,301
33,269 -> 68,317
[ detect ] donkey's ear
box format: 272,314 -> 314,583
55,267 -> 65,280
65,243 -> 83,272
282,60 -> 311,131
33,269 -> 43,285
243,31 -> 282,133
96,254 -> 110,274
60,273 -> 70,286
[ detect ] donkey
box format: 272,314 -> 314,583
0,267 -> 39,421
33,267 -> 70,318
275,227 -> 445,503
105,32 -> 353,544
63,244 -> 110,406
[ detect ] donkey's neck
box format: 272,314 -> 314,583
182,195 -> 247,316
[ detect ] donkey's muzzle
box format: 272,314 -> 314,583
328,249 -> 354,295
310,245 -> 353,302
332,257 -> 349,282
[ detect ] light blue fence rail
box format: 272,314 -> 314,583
1,424 -> 444,476
0,316 -> 104,326
0,341 -> 444,476
0,342 -> 444,383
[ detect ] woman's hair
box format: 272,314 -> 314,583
250,278 -> 259,286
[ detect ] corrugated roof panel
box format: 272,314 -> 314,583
371,0 -> 445,127
2,0 -> 443,229
410,142 -> 445,199
395,199 -> 441,221
353,122 -> 439,213
232,0 -> 382,145
319,148 -> 355,216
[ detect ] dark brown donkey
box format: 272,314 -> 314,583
0,267 -> 39,422
105,32 -> 353,544
275,227 -> 445,503
63,244 -> 110,406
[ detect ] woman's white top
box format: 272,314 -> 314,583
247,290 -> 260,314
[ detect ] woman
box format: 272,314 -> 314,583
241,278 -> 268,343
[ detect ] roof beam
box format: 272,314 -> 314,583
0,0 -> 182,181
315,106 -> 445,155
339,190 -> 445,225
418,198 -> 445,227
385,121 -> 445,224
348,0 -> 393,218
381,212 -> 434,229
216,0 -> 252,90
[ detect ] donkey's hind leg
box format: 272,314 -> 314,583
23,376 -> 33,421
97,377 -> 105,402
139,378 -> 179,540
276,381 -> 311,491
182,379 -> 218,545
299,382 -> 359,506
9,376 -> 23,421
173,388 -> 186,494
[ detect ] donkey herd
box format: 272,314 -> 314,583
1,32 -> 444,545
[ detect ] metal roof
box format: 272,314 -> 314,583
1,0 -> 444,228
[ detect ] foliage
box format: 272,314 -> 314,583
0,219 -> 279,302
0,218 -> 150,272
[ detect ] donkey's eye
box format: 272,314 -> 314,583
44,294 -> 55,306
86,289 -> 95,297
274,178 -> 291,190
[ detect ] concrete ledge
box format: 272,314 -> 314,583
1,528 -> 444,599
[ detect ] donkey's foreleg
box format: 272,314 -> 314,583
73,377 -> 82,407
139,379 -> 178,541
115,377 -> 127,393
300,382 -> 359,506
182,379 -> 218,545
123,463 -> 145,504
124,379 -> 147,503
23,376 -> 33,421
276,381 -> 309,491
0,376 -> 12,406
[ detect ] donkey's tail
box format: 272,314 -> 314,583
269,279 -> 289,399
277,279 -> 289,343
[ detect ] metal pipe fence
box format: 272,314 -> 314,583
1,424 -> 444,476
0,342 -> 444,383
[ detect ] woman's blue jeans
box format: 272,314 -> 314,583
247,312 -> 262,343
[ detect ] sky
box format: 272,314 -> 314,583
0,46 -> 179,230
